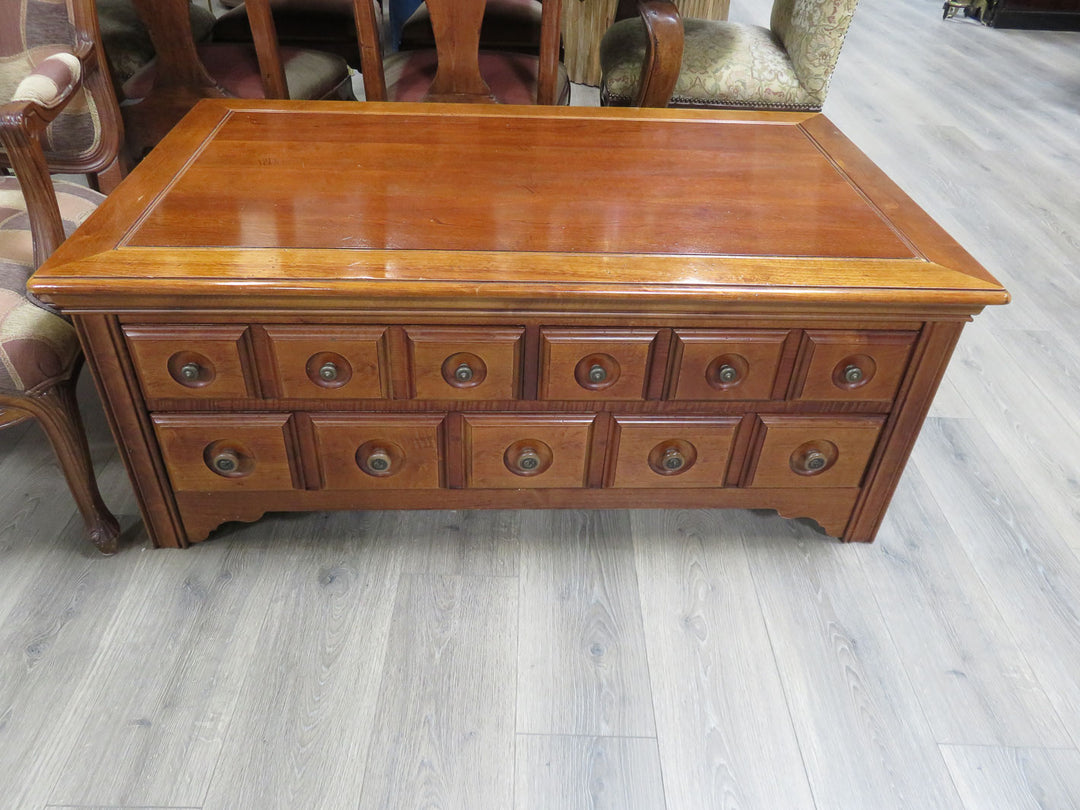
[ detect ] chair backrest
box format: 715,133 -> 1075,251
0,0 -> 123,178
353,0 -> 563,104
770,0 -> 859,105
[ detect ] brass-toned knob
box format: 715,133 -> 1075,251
454,363 -> 474,382
804,450 -> 828,472
180,362 -> 201,381
211,449 -> 240,474
717,363 -> 738,384
366,448 -> 392,473
843,364 -> 864,384
319,361 -> 339,381
517,447 -> 541,472
588,364 -> 607,384
662,447 -> 685,471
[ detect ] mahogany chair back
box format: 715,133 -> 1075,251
352,0 -> 567,105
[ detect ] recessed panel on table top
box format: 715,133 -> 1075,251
124,107 -> 916,262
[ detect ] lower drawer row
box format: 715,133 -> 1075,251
151,412 -> 886,494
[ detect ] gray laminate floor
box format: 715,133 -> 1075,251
3,1 -> 1079,807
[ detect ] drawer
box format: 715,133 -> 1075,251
789,330 -> 917,403
539,328 -> 658,400
405,326 -> 523,400
463,414 -> 595,488
264,326 -> 388,399
152,413 -> 301,491
606,416 -> 739,488
742,415 -> 885,489
309,414 -> 445,490
669,329 -> 789,400
124,325 -> 256,400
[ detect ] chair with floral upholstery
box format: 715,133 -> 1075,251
1,0 -> 123,553
599,0 -> 859,109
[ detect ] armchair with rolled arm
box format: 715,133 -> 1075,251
1,2 -> 124,553
600,0 -> 860,110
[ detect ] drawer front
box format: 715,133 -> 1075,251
607,416 -> 739,488
125,325 -> 255,400
670,329 -> 789,401
463,414 -> 595,488
152,413 -> 300,491
406,326 -> 524,400
539,328 -> 658,401
309,414 -> 445,490
264,326 -> 387,399
742,415 -> 885,489
790,330 -> 917,403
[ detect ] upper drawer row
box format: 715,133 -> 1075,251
123,324 -> 918,404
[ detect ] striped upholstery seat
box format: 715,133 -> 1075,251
0,177 -> 103,395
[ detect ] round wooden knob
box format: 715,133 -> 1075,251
365,448 -> 392,473
179,362 -> 201,381
319,361 -> 339,381
516,447 -> 541,472
211,449 -> 240,474
803,450 -> 828,472
843,364 -> 864,384
662,447 -> 685,470
454,363 -> 474,382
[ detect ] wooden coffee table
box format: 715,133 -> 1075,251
30,101 -> 1008,548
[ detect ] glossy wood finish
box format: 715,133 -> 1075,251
28,102 -> 1007,548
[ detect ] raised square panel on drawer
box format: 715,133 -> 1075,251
263,326 -> 387,399
607,416 -> 740,488
124,325 -> 254,400
405,326 -> 523,400
742,415 -> 885,489
463,414 -> 595,489
539,328 -> 657,400
309,414 -> 444,490
670,329 -> 789,400
151,413 -> 301,491
790,330 -> 917,403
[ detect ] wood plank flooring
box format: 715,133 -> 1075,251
3,1 -> 1079,807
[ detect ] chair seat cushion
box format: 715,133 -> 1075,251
600,18 -> 819,110
0,178 -> 102,394
212,0 -> 363,65
399,0 -> 545,55
122,43 -> 351,102
383,49 -> 570,105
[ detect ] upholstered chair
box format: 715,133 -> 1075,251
1,0 -> 127,192
95,0 -> 218,88
1,45 -> 122,553
599,0 -> 860,109
120,0 -> 354,159
212,0 -> 364,67
353,0 -> 568,105
398,0 -> 547,56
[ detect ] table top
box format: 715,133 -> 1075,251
31,101 -> 1008,314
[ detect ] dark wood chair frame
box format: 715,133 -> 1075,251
351,0 -> 564,104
